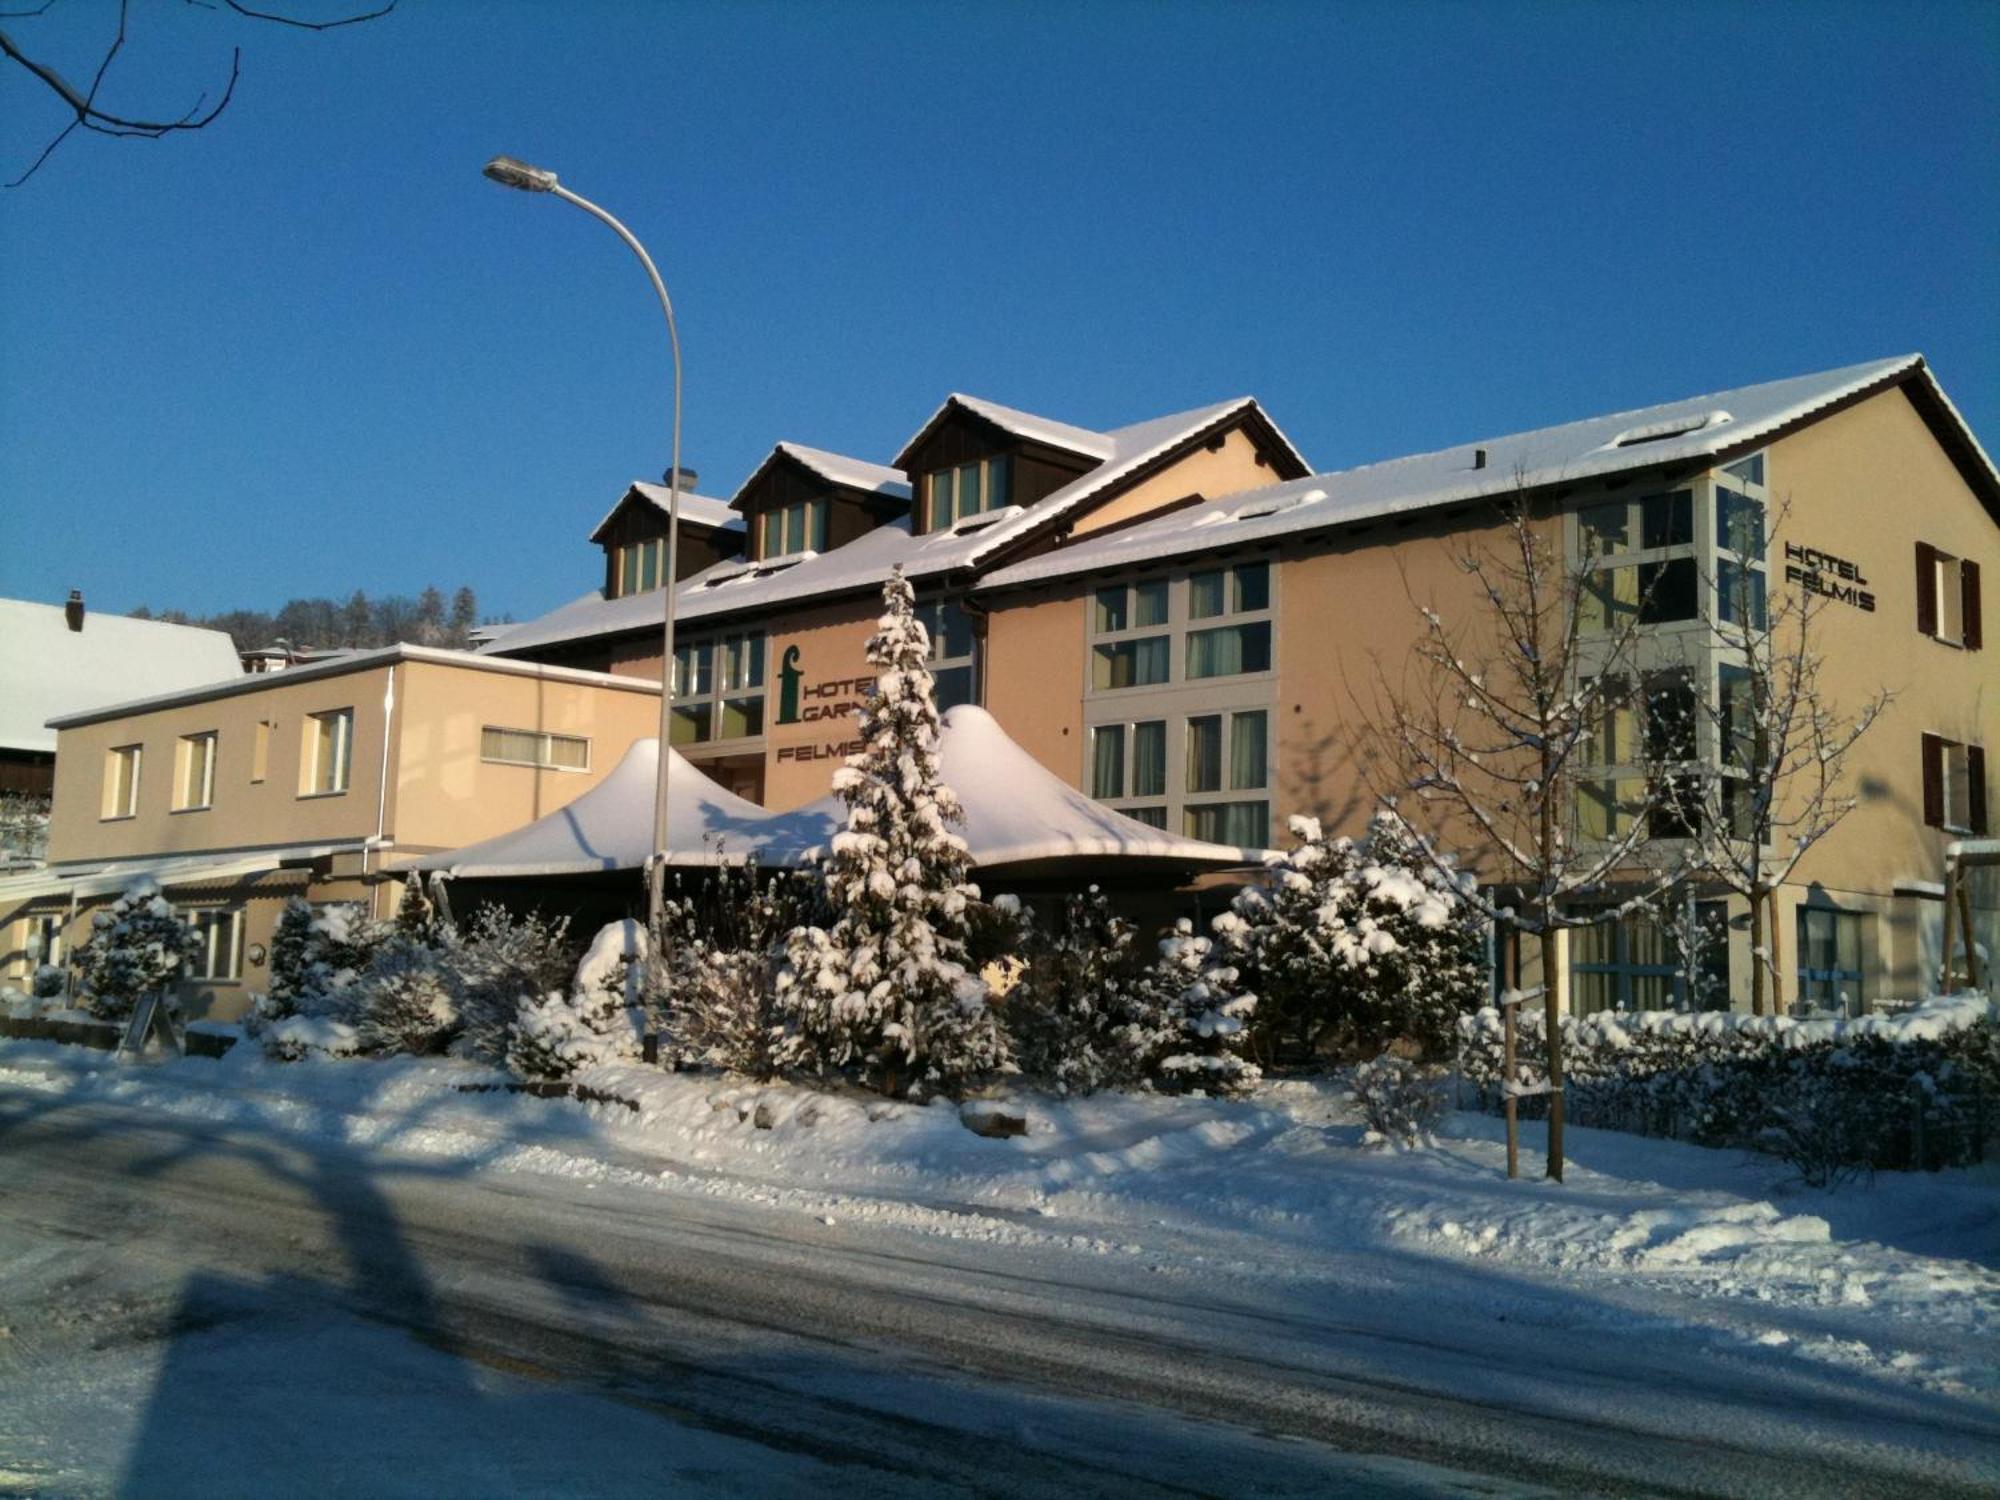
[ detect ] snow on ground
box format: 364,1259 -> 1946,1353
1,1036 -> 1995,1420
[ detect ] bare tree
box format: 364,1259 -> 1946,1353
1,0 -> 394,186
1381,489 -> 1685,1181
1679,498 -> 1890,1016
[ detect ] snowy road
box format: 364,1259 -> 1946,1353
1,1058 -> 1996,1497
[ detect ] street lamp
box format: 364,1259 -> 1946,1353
482,154 -> 684,937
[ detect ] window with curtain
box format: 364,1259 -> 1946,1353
303,709 -> 352,796
1088,718 -> 1167,826
481,727 -> 590,771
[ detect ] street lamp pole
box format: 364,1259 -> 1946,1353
482,155 -> 682,937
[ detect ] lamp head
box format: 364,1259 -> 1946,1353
482,155 -> 559,193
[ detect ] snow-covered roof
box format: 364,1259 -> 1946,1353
772,443 -> 912,502
489,397 -> 1302,658
984,355 -> 1953,591
587,483 -> 743,543
0,600 -> 244,754
0,841 -> 367,904
408,705 -> 1265,879
896,393 -> 1116,468
403,739 -> 815,877
43,644 -> 658,732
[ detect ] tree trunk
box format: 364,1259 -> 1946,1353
1748,890 -> 1766,1017
1544,926 -> 1566,1183
1765,888 -> 1785,1016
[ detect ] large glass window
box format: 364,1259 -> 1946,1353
613,537 -> 672,597
173,732 -> 217,812
917,599 -> 979,711
303,710 -> 352,796
1572,904 -> 1726,1013
1797,906 -> 1865,1016
1092,636 -> 1171,690
672,631 -> 766,744
928,455 -> 1011,530
185,908 -> 244,982
1090,717 -> 1169,827
758,500 -> 827,559
481,727 -> 590,771
102,744 -> 141,819
1578,490 -> 1698,632
1183,709 -> 1269,845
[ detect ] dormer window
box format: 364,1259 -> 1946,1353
613,538 -> 667,597
927,455 -> 1010,530
759,499 -> 827,559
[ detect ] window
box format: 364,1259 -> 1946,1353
185,908 -> 244,982
917,599 -> 979,712
481,727 -> 590,771
672,631 -> 766,744
1717,666 -> 1766,841
1578,490 -> 1698,632
759,500 -> 827,560
102,744 -> 142,819
1094,580 -> 1168,634
30,913 -> 64,970
927,455 -> 1011,530
1183,710 -> 1269,845
251,720 -> 272,784
1714,485 -> 1767,630
613,537 -> 668,597
1922,733 -> 1988,834
173,732 -> 217,811
1916,543 -> 1983,650
1089,719 -> 1168,826
1572,903 -> 1729,1013
1187,621 -> 1272,679
1796,906 -> 1865,1016
1092,636 -> 1171,691
303,709 -> 353,796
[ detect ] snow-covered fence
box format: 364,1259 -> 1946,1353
1457,995 -> 1998,1174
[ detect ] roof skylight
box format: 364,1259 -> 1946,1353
1609,410 -> 1733,448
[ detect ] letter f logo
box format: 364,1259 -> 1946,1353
776,645 -> 803,725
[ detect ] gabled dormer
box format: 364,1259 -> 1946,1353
731,443 -> 911,563
895,395 -> 1111,536
590,474 -> 745,600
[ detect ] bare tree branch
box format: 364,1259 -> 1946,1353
222,0 -> 394,31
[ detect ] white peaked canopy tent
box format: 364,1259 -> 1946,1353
406,706 -> 1266,883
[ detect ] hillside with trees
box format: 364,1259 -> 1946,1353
129,585 -> 503,653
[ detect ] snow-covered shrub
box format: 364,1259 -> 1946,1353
653,866 -> 819,1078
1349,1054 -> 1450,1147
776,570 -> 1009,1097
352,937 -> 458,1056
31,963 -> 66,1001
1459,996 -> 2000,1173
263,1015 -> 363,1062
442,904 -> 576,1066
1217,810 -> 1484,1066
1153,919 -> 1261,1094
505,985 -> 645,1079
74,880 -> 201,1022
1007,887 -> 1181,1095
253,896 -> 386,1034
391,880 -> 441,944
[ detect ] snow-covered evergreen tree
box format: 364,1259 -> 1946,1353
1217,810 -> 1484,1064
1153,919 -> 1260,1094
1008,887 -> 1180,1095
776,569 -> 1008,1096
444,904 -> 575,1066
353,937 -> 457,1055
251,896 -> 383,1033
75,879 -> 200,1022
392,880 -> 440,944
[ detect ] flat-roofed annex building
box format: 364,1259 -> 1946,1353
0,647 -> 664,1018
491,356 -> 1997,1015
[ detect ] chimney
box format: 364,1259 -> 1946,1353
64,589 -> 84,632
663,466 -> 700,492
1473,448 -> 1488,471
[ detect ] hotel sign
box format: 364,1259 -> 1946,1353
774,644 -> 871,763
1782,541 -> 1875,614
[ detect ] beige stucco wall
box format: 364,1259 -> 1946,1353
388,659 -> 663,853
983,589 -> 1088,786
1070,427 -> 1279,538
45,664 -> 397,867
1763,388 -> 1998,900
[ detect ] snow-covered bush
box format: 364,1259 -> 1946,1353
442,904 -> 576,1066
1218,810 -> 1484,1066
1007,887 -> 1181,1095
653,866 -> 820,1078
505,919 -> 650,1079
391,880 -> 441,944
1349,1054 -> 1449,1147
74,880 -> 200,1022
776,570 -> 1009,1097
262,1015 -> 363,1062
352,937 -> 457,1056
1459,996 -> 2000,1173
252,896 -> 386,1034
1153,919 -> 1261,1095
31,963 -> 66,1001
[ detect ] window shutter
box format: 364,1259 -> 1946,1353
1970,744 -> 1989,835
1915,542 -> 1937,637
1921,733 -> 1945,828
1962,560 -> 1982,651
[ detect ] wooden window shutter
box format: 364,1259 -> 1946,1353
1915,542 -> 1937,636
1970,744 -> 1989,835
1921,733 -> 1944,827
1962,560 -> 1982,651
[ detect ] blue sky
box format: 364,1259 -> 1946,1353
1,0 -> 1994,625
